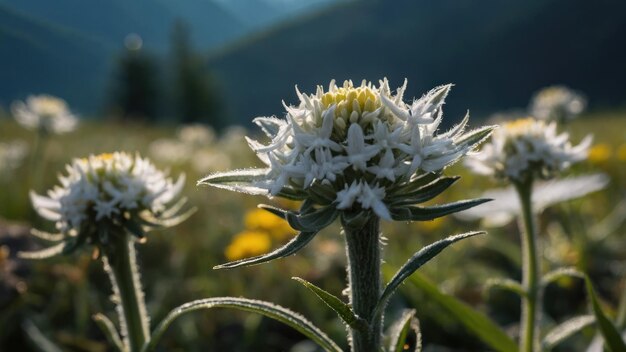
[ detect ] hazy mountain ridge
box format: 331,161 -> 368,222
207,0 -> 626,125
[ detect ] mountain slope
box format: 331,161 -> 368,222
0,0 -> 246,51
0,5 -> 111,111
207,0 -> 626,125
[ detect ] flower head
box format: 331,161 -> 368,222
529,85 -> 586,123
0,141 -> 28,178
23,152 -> 191,258
465,117 -> 592,182
11,95 -> 78,134
201,79 -> 493,223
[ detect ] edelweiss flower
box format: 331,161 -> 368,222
201,79 -> 493,223
0,141 -> 28,177
11,95 -> 78,134
465,118 -> 591,182
529,85 -> 586,123
24,152 -> 191,258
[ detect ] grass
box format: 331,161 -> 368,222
0,110 -> 624,351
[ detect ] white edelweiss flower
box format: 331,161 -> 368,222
177,124 -> 215,147
11,95 -> 78,134
465,117 -> 592,182
30,152 -> 185,234
529,85 -> 587,122
201,79 -> 493,221
0,140 -> 28,177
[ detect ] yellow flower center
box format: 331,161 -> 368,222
96,153 -> 115,161
321,85 -> 381,121
503,117 -> 537,135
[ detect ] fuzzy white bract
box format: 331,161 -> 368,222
203,79 -> 493,220
12,95 -> 78,134
31,152 -> 185,234
529,85 -> 586,122
465,118 -> 591,182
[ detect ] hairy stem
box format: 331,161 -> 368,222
103,233 -> 150,352
342,216 -> 382,352
515,179 -> 542,352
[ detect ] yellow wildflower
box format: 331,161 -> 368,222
244,208 -> 297,241
224,230 -> 271,261
588,144 -> 612,164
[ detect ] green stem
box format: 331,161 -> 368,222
342,216 -> 382,352
515,179 -> 542,352
103,233 -> 150,352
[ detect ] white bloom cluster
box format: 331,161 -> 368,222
465,118 -> 591,181
11,95 -> 78,134
31,152 -> 185,234
529,85 -> 586,122
242,79 -> 486,219
0,140 -> 28,176
149,124 -> 237,173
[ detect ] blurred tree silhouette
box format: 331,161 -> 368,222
170,20 -> 222,127
109,46 -> 160,121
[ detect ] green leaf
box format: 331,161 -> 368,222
544,267 -> 626,351
388,309 -> 421,352
390,198 -> 491,222
455,125 -> 496,148
292,277 -> 368,332
18,242 -> 68,259
29,229 -> 64,242
541,267 -> 585,287
485,278 -> 526,298
213,230 -> 319,269
276,186 -> 309,201
393,270 -> 517,352
390,172 -> 441,195
373,232 -> 483,318
21,319 -> 64,352
142,297 -> 342,352
197,168 -> 270,195
93,313 -> 124,352
285,206 -> 339,232
542,315 -> 595,350
138,207 -> 197,229
388,176 -> 459,206
585,278 -> 626,351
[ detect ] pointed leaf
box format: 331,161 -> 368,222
286,206 -> 339,232
214,230 -> 319,269
545,268 -> 626,351
390,199 -> 492,222
93,313 -> 124,352
542,315 -> 595,349
393,270 -> 517,352
388,309 -> 421,352
30,229 -> 64,242
197,168 -> 270,195
276,186 -> 309,201
21,319 -> 63,352
143,297 -> 342,352
374,232 -> 483,318
485,278 -> 526,298
541,267 -> 585,287
455,125 -> 496,148
18,242 -> 68,259
292,277 -> 368,332
586,277 -> 626,351
391,172 -> 441,194
388,176 -> 459,206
